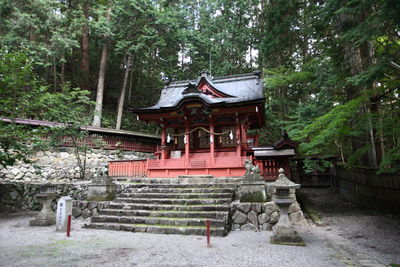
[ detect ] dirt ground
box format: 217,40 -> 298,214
0,188 -> 399,267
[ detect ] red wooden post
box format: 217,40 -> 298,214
67,215 -> 71,237
236,123 -> 241,157
185,122 -> 190,168
209,117 -> 215,166
161,126 -> 166,161
206,219 -> 211,247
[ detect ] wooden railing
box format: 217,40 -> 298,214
108,160 -> 147,177
147,156 -> 247,169
60,134 -> 157,152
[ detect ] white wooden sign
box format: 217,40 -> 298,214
56,196 -> 72,232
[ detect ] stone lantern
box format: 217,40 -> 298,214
29,184 -> 58,226
269,168 -> 304,245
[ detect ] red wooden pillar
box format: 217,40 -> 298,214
241,120 -> 247,144
236,123 -> 241,157
161,126 -> 166,162
210,117 -> 215,166
185,121 -> 190,168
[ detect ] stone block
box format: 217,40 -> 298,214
237,203 -> 251,213
232,224 -> 241,231
241,223 -> 258,231
263,202 -> 279,215
251,203 -> 262,213
270,211 -> 279,224
81,209 -> 92,219
289,202 -> 301,213
120,225 -> 134,232
258,213 -> 270,224
133,226 -> 147,233
248,211 -> 258,227
146,227 -> 166,234
88,202 -> 98,210
260,223 -> 272,231
79,201 -> 88,210
289,211 -> 305,223
232,211 -> 247,224
240,180 -> 266,203
294,219 -> 308,226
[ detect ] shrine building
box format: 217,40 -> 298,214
126,71 -> 297,179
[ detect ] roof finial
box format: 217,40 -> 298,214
199,70 -> 211,78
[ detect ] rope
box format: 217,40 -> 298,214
167,126 -> 233,137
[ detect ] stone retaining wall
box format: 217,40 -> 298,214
0,182 -> 88,212
0,181 -> 134,212
0,148 -> 152,182
72,200 -> 110,219
337,167 -> 400,214
230,201 -> 307,231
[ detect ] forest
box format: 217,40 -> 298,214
0,0 -> 399,174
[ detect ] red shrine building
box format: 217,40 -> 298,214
126,71 -> 297,179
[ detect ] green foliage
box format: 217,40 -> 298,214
0,49 -> 93,171
296,97 -> 364,156
302,158 -> 333,174
0,0 -> 399,175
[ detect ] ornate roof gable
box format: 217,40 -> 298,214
197,77 -> 234,98
181,83 -> 200,95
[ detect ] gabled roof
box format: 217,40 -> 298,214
273,132 -> 299,150
131,71 -> 264,113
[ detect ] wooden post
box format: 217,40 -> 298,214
241,120 -> 248,145
185,121 -> 189,168
67,215 -> 71,237
206,219 -> 211,247
210,117 -> 215,166
236,123 -> 241,157
161,126 -> 166,163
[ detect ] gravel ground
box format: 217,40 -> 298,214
299,188 -> 400,266
1,188 -> 399,267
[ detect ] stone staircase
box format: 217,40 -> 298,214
84,177 -> 239,236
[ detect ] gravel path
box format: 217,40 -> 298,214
299,188 -> 400,266
1,188 -> 399,267
1,213 -> 339,267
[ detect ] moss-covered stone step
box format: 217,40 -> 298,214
125,187 -> 234,194
118,177 -> 241,185
91,215 -> 226,227
122,183 -> 237,189
114,197 -> 233,205
106,203 -> 230,212
118,192 -> 233,199
84,222 -> 227,236
98,209 -> 229,219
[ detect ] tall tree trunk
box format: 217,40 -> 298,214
116,54 -> 131,130
128,67 -> 133,101
80,0 -> 90,91
53,56 -> 57,92
61,53 -> 65,88
92,6 -> 111,127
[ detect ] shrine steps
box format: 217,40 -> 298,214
84,179 -> 238,236
114,177 -> 242,184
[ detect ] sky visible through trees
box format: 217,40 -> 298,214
0,0 -> 399,173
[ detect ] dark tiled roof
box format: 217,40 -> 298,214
131,71 -> 264,113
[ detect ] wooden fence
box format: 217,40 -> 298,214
60,134 -> 157,152
108,160 -> 147,177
